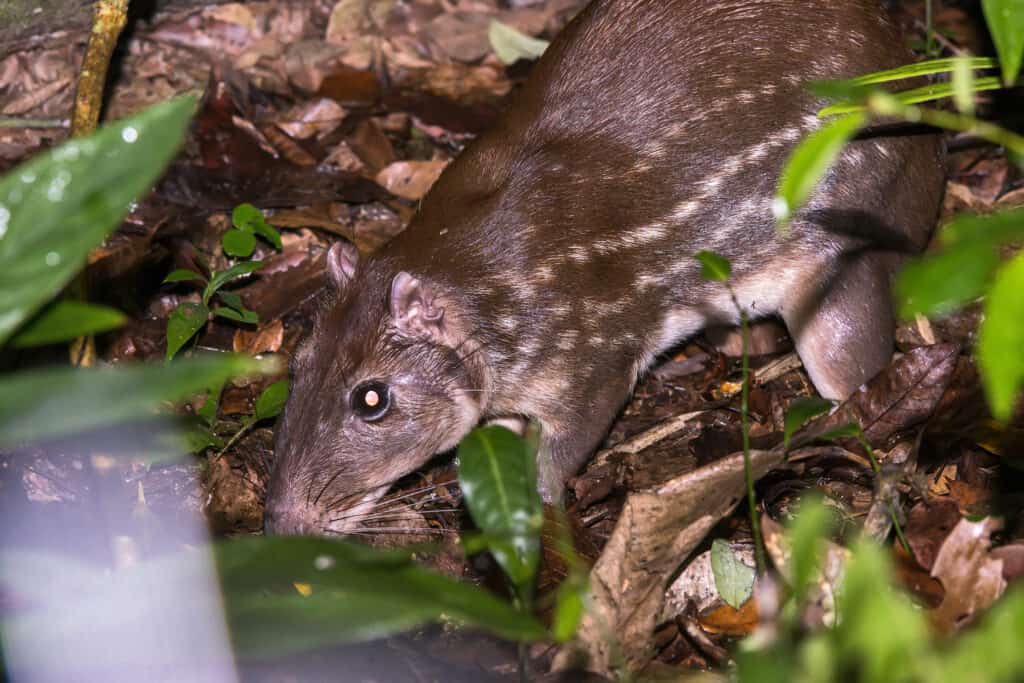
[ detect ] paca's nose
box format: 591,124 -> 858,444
263,499 -> 321,536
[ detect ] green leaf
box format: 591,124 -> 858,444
818,77 -> 1003,116
977,251 -> 1024,421
551,572 -> 587,642
214,290 -> 256,319
710,539 -> 755,609
774,113 -> 866,227
952,55 -> 977,115
212,306 -> 258,325
785,498 -> 833,605
216,536 -> 548,656
488,20 -> 549,65
252,220 -> 282,250
197,379 -> 225,427
895,208 -> 1024,318
783,397 -> 835,449
222,229 -> 256,258
203,261 -> 263,303
983,0 -> 1024,86
457,426 -> 544,588
0,354 -> 270,447
895,240 -> 999,318
255,379 -> 289,421
163,268 -> 206,285
847,56 -> 999,85
817,422 -> 864,442
10,300 -> 127,347
232,202 -> 282,250
0,97 -> 195,347
694,250 -> 732,282
166,302 -> 209,360
231,203 -> 264,231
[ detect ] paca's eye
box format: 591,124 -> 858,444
351,381 -> 391,421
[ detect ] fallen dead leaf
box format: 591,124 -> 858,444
929,516 -> 1006,634
792,344 -> 960,450
574,448 -> 784,674
233,319 -> 285,355
376,159 -> 448,200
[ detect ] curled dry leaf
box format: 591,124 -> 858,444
233,319 -> 284,355
276,98 -> 347,140
929,516 -> 1006,634
574,448 -> 784,674
792,343 -> 960,450
375,160 -> 449,201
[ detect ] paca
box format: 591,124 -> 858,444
265,0 -> 944,534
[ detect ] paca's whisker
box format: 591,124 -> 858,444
339,527 -> 457,536
327,508 -> 463,526
313,469 -> 348,507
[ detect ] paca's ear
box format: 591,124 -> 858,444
326,241 -> 358,289
390,271 -> 448,342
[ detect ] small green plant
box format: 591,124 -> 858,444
222,203 -> 282,258
163,260 -> 263,360
193,378 -> 289,456
736,499 -> 1024,683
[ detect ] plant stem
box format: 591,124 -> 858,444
925,0 -> 935,57
857,434 -> 912,555
213,417 -> 256,461
737,305 -> 766,574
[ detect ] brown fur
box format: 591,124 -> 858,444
265,0 -> 945,534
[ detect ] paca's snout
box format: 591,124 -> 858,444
263,497 -> 322,536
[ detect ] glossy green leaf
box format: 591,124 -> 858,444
231,203 -> 263,231
711,539 -> 755,609
783,397 -> 834,449
222,229 -> 256,258
255,379 -> 289,421
775,113 -> 866,227
817,422 -> 864,442
0,354 -> 270,447
695,250 -> 732,282
216,535 -> 547,656
977,252 -> 1024,421
204,261 -> 263,303
166,302 -> 209,360
457,426 -> 544,588
232,202 -> 282,250
163,268 -> 206,285
983,0 -> 1024,86
488,20 -> 549,65
0,97 -> 195,346
941,206 -> 1024,246
212,306 -> 258,325
10,300 -> 127,347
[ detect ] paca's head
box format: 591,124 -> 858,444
264,241 -> 483,535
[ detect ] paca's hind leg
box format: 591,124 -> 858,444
781,251 -> 897,400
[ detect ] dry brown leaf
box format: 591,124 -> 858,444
233,320 -> 285,355
375,159 -> 448,200
929,516 -> 1006,634
574,448 -> 784,674
276,98 -> 347,140
793,344 -> 959,450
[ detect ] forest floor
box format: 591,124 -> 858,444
1,0 -> 1023,680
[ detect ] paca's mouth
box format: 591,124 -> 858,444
324,485 -> 391,534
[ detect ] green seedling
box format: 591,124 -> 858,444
163,261 -> 263,360
223,203 -> 282,258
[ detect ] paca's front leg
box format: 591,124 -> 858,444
534,365 -> 637,504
